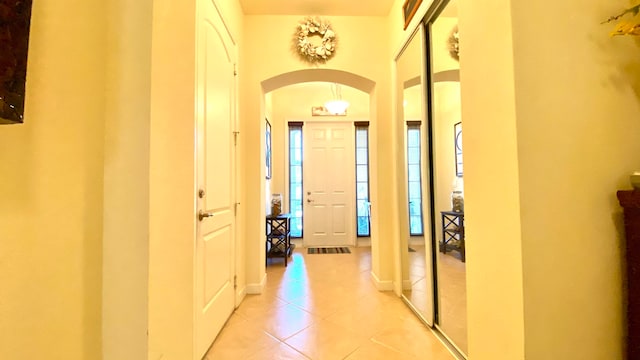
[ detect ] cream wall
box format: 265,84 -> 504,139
459,0 -> 640,358
0,0 -> 106,358
514,0 -> 638,358
241,15 -> 394,290
102,0 -> 152,359
147,0 -> 197,357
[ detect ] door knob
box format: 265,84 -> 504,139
198,210 -> 214,221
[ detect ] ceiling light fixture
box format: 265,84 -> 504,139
324,83 -> 349,115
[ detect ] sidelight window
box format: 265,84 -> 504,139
355,122 -> 371,237
407,122 -> 424,236
288,123 -> 303,238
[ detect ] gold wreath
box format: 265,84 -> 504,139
295,17 -> 337,63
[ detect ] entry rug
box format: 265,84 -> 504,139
307,247 -> 351,254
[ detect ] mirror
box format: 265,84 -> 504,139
430,0 -> 467,355
396,24 -> 435,325
396,0 -> 467,357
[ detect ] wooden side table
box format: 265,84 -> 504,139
441,210 -> 465,262
266,213 -> 293,267
617,190 -> 640,359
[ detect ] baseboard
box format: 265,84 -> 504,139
357,238 -> 371,247
235,286 -> 246,307
291,238 -> 303,248
370,271 -> 394,291
245,273 -> 267,294
402,279 -> 413,290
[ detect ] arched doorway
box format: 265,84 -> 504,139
245,68 -> 393,294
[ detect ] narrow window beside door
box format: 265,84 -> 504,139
289,123 -> 303,238
407,123 -> 424,236
355,122 -> 371,237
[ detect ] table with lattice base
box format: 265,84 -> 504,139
266,213 -> 293,266
440,210 -> 465,262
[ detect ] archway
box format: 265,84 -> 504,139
247,68 -> 388,293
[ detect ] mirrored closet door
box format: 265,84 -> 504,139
396,0 -> 467,358
396,24 -> 434,326
428,0 -> 467,356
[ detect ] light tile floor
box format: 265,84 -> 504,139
205,247 -> 455,360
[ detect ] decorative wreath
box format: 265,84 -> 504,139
448,26 -> 460,61
295,17 -> 336,63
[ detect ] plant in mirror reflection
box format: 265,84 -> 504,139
603,3 -> 640,36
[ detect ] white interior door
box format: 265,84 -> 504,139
303,122 -> 355,247
195,1 -> 235,358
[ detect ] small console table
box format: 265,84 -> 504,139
266,213 -> 293,267
440,211 -> 465,262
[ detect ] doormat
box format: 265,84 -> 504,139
307,247 -> 351,254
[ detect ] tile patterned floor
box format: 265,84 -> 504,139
205,247 -> 455,360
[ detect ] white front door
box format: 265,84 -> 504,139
303,122 -> 355,247
195,0 -> 236,358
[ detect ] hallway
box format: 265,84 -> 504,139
205,247 -> 454,359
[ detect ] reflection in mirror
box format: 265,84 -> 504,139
431,0 -> 467,356
396,24 -> 434,326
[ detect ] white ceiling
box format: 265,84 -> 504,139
239,0 -> 396,16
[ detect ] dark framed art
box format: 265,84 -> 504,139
402,0 -> 423,30
454,121 -> 463,177
0,0 -> 33,124
265,118 -> 272,179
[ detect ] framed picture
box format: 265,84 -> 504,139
454,122 -> 463,177
402,0 -> 423,30
265,118 -> 272,179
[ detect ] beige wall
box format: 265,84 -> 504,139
102,0 -> 152,359
147,0 -> 197,357
459,0 -> 640,358
0,0 -> 106,358
514,0 -> 638,358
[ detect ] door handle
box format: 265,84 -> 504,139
198,210 -> 214,221
307,199 -> 314,203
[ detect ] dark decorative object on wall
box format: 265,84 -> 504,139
0,0 -> 32,124
454,121 -> 463,177
402,0 -> 423,30
265,118 -> 272,179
